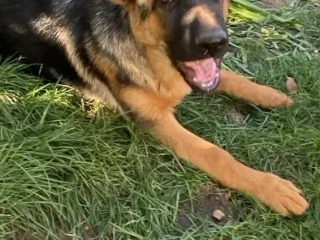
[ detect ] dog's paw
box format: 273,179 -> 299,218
254,173 -> 308,216
256,86 -> 294,109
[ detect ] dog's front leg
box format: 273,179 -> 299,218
120,87 -> 308,217
217,70 -> 294,109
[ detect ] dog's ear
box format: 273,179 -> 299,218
109,0 -> 154,20
136,0 -> 154,20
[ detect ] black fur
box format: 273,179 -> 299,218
0,0 -> 229,97
0,0 -> 132,81
156,0 -> 229,61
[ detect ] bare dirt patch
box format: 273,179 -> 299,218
177,183 -> 237,230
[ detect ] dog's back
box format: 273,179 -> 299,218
0,0 -> 77,80
0,0 -> 128,83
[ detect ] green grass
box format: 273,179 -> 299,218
1,3 -> 320,240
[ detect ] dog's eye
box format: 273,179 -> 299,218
162,0 -> 173,4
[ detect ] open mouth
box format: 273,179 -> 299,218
178,58 -> 221,92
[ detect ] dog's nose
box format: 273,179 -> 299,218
195,30 -> 228,55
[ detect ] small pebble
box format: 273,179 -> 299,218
212,210 -> 226,221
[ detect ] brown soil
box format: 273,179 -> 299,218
177,183 -> 237,230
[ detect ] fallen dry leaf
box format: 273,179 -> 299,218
212,210 -> 226,221
286,77 -> 299,95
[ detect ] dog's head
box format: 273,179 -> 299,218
111,0 -> 230,92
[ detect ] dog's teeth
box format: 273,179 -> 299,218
193,78 -> 198,82
201,81 -> 214,88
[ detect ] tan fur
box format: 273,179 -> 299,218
108,0 -> 131,6
118,84 -> 308,217
183,5 -> 218,27
144,46 -> 192,101
33,0 -> 308,217
218,70 -> 294,108
222,0 -> 230,20
129,7 -> 166,47
117,0 -> 308,216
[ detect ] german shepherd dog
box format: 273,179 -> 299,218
0,0 -> 309,217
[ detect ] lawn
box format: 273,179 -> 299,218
0,1 -> 320,240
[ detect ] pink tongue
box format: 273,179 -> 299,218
185,58 -> 217,83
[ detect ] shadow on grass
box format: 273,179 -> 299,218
0,59 -> 239,239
